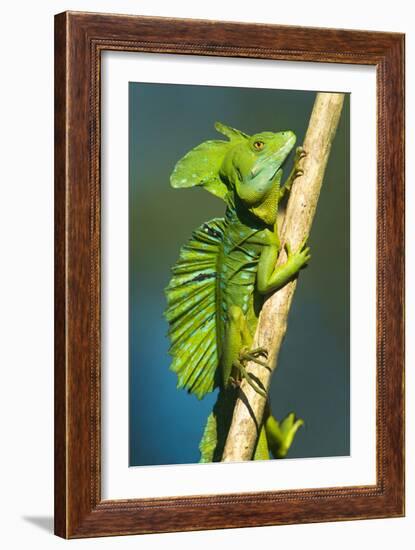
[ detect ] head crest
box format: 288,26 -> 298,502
170,122 -> 249,202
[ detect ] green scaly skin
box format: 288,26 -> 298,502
165,122 -> 309,461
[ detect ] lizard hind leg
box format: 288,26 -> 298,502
222,304 -> 269,398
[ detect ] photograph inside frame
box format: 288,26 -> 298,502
128,82 -> 350,467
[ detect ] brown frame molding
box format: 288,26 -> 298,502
54,11 -> 405,538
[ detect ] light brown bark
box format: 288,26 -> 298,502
222,92 -> 345,462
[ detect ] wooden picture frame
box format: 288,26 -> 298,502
54,11 -> 405,538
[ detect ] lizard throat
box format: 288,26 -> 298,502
249,183 -> 280,226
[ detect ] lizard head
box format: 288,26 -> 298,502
170,122 -> 296,225
220,129 -> 296,225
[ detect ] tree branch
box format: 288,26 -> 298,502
221,92 -> 345,462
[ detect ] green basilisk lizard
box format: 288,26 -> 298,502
165,122 -> 309,461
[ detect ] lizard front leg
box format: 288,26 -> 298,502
256,230 -> 311,295
279,146 -> 306,201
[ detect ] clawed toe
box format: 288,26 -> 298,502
296,146 -> 307,160
229,376 -> 240,389
249,347 -> 268,359
234,360 -> 268,398
239,347 -> 271,371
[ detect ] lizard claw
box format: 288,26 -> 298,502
229,376 -> 241,389
246,346 -> 268,359
239,347 -> 271,370
290,147 -> 306,181
295,146 -> 307,160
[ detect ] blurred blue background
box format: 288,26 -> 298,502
129,83 -> 350,466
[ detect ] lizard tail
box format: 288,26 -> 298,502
199,389 -> 272,462
199,388 -> 237,463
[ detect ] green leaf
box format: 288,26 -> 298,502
265,412 -> 304,459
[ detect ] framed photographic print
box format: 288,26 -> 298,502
54,11 -> 405,538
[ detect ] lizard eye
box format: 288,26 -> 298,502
253,140 -> 264,151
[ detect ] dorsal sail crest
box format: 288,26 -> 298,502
165,218 -> 226,399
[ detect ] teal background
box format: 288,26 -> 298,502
129,83 -> 350,466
